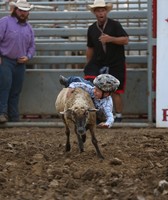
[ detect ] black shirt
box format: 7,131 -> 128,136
87,18 -> 128,66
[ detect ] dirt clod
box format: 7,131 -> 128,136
0,127 -> 168,200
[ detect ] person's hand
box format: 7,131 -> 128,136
99,34 -> 111,44
17,56 -> 28,63
97,122 -> 109,128
66,88 -> 75,98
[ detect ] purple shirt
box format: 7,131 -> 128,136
0,16 -> 35,59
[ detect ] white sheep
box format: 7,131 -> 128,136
55,87 -> 104,159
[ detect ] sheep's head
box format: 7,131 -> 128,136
60,107 -> 97,135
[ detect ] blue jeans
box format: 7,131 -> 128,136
67,76 -> 94,86
0,56 -> 25,121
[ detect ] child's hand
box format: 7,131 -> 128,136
97,122 -> 109,128
66,88 -> 75,98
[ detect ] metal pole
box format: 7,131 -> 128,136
147,0 -> 155,123
0,122 -> 154,128
152,0 -> 157,123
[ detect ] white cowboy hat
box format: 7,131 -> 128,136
88,0 -> 112,13
9,0 -> 34,11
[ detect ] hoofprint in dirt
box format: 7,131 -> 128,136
0,127 -> 168,200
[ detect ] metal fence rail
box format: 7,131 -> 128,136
0,10 -> 148,69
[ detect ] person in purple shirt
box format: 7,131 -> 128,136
0,0 -> 35,123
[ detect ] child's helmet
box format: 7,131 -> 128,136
93,74 -> 120,92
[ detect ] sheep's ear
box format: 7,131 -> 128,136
60,111 -> 65,115
60,108 -> 72,114
88,108 -> 98,112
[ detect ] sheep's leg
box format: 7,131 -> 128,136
82,134 -> 86,143
62,116 -> 71,152
65,126 -> 71,152
76,134 -> 84,153
90,129 -> 104,159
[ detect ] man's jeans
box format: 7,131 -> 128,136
0,56 -> 25,121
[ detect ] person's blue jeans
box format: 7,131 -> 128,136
0,56 -> 25,121
67,76 -> 94,86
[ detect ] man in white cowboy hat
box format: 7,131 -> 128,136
84,0 -> 129,122
0,0 -> 35,123
9,0 -> 34,11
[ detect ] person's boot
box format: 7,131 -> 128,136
0,114 -> 8,123
114,113 -> 122,122
59,75 -> 68,87
114,117 -> 122,122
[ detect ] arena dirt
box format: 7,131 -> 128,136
0,126 -> 168,200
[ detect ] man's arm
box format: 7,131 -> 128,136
86,47 -> 94,63
99,35 -> 129,45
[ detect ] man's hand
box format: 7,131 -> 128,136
99,34 -> 111,44
17,56 -> 28,63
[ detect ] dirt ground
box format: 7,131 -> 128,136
0,126 -> 168,200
